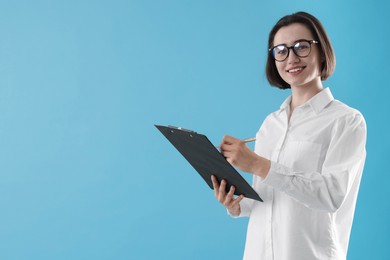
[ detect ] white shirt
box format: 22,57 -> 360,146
234,88 -> 366,260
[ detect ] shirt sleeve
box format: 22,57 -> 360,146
262,112 -> 367,213
227,197 -> 253,218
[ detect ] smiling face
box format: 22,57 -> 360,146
273,23 -> 323,90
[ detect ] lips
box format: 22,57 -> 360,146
287,66 -> 306,73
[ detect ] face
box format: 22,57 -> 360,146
272,23 -> 322,89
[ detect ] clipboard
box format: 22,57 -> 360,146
155,125 -> 262,202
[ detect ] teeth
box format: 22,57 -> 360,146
288,67 -> 303,73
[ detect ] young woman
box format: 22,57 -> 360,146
211,12 -> 366,260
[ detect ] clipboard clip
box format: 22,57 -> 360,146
167,125 -> 197,134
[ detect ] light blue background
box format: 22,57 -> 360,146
0,1 -> 388,259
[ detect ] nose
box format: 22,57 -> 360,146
287,49 -> 300,64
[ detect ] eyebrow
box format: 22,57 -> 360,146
273,38 -> 311,47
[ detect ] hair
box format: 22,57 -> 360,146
265,12 -> 336,89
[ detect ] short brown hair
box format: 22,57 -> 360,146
265,12 -> 336,89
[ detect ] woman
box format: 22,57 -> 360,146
211,11 -> 366,260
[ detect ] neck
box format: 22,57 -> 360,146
290,79 -> 323,112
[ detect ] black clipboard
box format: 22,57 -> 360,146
155,125 -> 262,202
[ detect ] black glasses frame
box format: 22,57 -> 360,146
269,40 -> 319,62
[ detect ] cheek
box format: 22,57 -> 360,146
275,62 -> 285,76
311,52 -> 323,74
318,60 -> 324,75
275,63 -> 289,82
310,59 -> 322,76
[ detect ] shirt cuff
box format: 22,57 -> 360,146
226,197 -> 252,218
261,161 -> 293,190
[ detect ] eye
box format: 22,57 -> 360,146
275,45 -> 287,55
294,42 -> 310,52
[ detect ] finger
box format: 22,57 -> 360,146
219,140 -> 233,153
220,139 -> 237,151
231,194 -> 245,206
221,150 -> 234,158
219,144 -> 230,155
222,135 -> 242,146
220,143 -> 232,151
220,146 -> 237,159
211,175 -> 219,196
227,185 -> 235,197
221,135 -> 232,146
218,179 -> 227,201
211,175 -> 218,187
223,185 -> 235,206
225,156 -> 238,166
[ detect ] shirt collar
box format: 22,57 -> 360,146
279,88 -> 334,114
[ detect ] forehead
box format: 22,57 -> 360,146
273,23 -> 314,46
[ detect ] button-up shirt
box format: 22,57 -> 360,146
235,88 -> 366,260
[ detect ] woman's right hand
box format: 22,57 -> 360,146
211,175 -> 244,216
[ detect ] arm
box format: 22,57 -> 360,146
220,113 -> 366,212
262,113 -> 367,212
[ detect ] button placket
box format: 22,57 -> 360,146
265,189 -> 274,259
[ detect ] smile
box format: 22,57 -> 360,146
287,66 -> 306,73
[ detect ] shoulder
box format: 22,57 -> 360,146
326,100 -> 367,134
328,100 -> 365,120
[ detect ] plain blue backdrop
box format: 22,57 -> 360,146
0,0 -> 388,259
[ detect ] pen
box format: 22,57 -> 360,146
242,137 -> 256,143
216,137 -> 256,149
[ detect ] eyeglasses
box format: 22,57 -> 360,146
269,40 -> 319,62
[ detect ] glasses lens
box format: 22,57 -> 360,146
293,41 -> 311,57
272,45 -> 288,61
